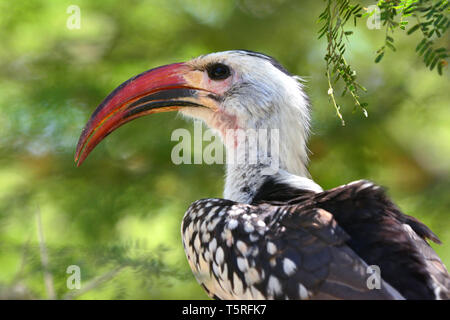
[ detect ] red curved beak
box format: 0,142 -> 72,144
74,62 -> 218,166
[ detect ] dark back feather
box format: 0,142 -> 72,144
252,178 -> 450,299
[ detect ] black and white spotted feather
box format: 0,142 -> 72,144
181,180 -> 449,300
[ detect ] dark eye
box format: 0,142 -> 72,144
206,63 -> 231,80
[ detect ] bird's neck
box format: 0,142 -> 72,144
192,86 -> 318,203
222,118 -> 320,203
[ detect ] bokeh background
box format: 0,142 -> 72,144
0,0 -> 448,299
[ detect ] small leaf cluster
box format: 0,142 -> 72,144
318,0 -> 367,125
319,0 -> 448,124
376,0 -> 449,75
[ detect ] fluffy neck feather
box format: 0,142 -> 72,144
220,91 -> 321,203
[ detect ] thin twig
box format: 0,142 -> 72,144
62,266 -> 125,300
36,207 -> 56,300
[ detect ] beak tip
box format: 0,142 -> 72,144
74,154 -> 85,167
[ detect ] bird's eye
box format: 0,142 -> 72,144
206,63 -> 231,80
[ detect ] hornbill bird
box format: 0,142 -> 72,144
75,50 -> 449,300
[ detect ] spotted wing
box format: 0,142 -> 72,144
311,180 -> 450,300
182,198 -> 404,300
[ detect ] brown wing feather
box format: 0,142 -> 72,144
278,206 -> 404,299
183,199 -> 404,300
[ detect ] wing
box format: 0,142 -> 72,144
264,204 -> 405,299
311,180 -> 450,300
182,198 -> 404,300
253,177 -> 450,300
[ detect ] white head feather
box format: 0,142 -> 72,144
181,50 -> 321,202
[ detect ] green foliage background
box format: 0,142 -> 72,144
0,0 -> 448,299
